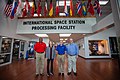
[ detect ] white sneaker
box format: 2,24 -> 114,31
50,73 -> 54,75
47,74 -> 50,76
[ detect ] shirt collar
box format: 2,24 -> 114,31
39,42 -> 43,44
59,44 -> 63,46
70,43 -> 74,45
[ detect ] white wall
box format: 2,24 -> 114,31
0,0 -> 30,41
76,38 -> 85,58
110,0 -> 120,37
92,13 -> 114,32
110,0 -> 120,63
84,27 -> 116,58
89,27 -> 116,40
76,27 -> 116,58
0,1 -> 32,65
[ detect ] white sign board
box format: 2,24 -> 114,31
17,18 -> 96,34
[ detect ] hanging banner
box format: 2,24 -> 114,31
17,18 -> 96,34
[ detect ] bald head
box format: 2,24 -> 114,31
39,37 -> 43,43
69,38 -> 73,43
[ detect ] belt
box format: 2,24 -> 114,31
69,54 -> 76,56
58,54 -> 65,55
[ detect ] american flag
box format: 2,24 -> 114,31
4,0 -> 13,17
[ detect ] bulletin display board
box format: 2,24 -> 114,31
89,40 -> 109,56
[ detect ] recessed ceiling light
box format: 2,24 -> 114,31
35,34 -> 48,37
99,1 -> 109,5
15,40 -> 20,41
60,38 -> 63,40
59,34 -> 71,37
2,37 -> 7,38
83,34 -> 86,35
65,38 -> 68,40
59,13 -> 66,16
63,40 -> 66,42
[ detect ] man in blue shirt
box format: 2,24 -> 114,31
66,38 -> 79,76
56,40 -> 67,76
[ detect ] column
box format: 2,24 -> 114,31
110,0 -> 120,68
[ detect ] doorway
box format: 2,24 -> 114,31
12,39 -> 20,61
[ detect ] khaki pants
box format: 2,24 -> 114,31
68,55 -> 77,73
57,55 -> 65,73
36,52 -> 45,74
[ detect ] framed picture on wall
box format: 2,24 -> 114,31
89,40 -> 109,56
1,38 -> 12,53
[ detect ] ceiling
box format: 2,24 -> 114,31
48,33 -> 87,42
20,33 -> 91,42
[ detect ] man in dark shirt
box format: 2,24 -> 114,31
56,40 -> 67,76
34,37 -> 46,76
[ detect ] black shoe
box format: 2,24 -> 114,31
40,73 -> 44,76
35,74 -> 39,77
62,73 -> 64,76
58,73 -> 61,76
74,72 -> 77,76
50,72 -> 54,75
67,72 -> 71,75
47,73 -> 50,77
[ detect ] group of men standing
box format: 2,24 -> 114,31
34,37 -> 79,77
